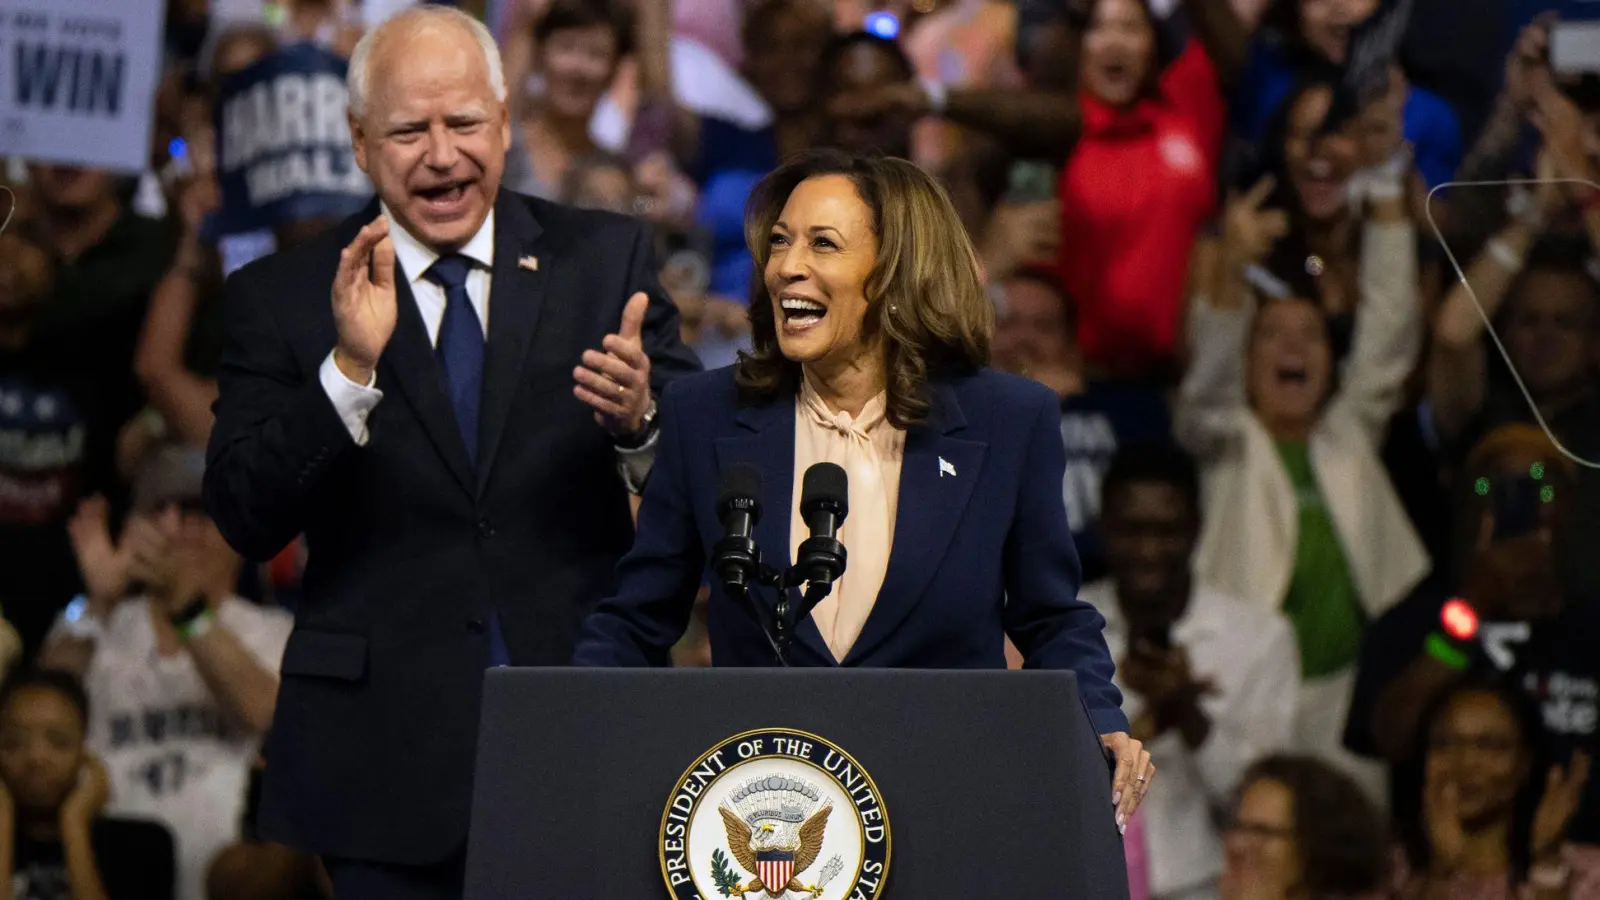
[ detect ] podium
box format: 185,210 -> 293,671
464,667 -> 1130,900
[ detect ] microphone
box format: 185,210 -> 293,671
712,464 -> 763,593
712,464 -> 788,665
795,462 -> 849,590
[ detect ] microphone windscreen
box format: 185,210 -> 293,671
717,463 -> 764,521
800,462 -> 849,521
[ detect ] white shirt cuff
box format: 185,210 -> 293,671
319,352 -> 383,447
614,429 -> 659,495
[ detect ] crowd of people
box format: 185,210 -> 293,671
0,0 -> 1592,896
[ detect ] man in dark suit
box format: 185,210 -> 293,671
202,7 -> 700,897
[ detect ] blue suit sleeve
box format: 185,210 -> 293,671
1002,392 -> 1129,736
572,383 -> 706,666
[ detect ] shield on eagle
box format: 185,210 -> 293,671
756,851 -> 795,893
718,775 -> 834,897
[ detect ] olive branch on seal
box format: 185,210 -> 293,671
710,848 -> 743,896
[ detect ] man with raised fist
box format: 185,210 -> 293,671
202,5 -> 698,897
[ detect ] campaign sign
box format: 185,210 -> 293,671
0,0 -> 165,172
213,42 -> 371,235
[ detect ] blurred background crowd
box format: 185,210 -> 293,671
0,0 -> 1596,897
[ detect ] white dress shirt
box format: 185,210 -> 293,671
1082,581 -> 1301,900
319,205 -> 494,446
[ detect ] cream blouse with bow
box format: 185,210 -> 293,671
789,373 -> 905,661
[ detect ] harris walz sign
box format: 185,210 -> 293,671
213,42 -> 371,235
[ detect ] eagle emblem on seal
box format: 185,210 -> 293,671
713,775 -> 840,898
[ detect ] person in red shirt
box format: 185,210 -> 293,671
1058,0 -> 1228,379
823,0 -> 1246,381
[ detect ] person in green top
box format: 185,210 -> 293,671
1245,287 -> 1372,681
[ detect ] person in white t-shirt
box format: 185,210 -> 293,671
1081,441 -> 1301,900
40,446 -> 292,900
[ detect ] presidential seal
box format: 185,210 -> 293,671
660,728 -> 891,900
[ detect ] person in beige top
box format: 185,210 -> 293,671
577,149 -> 1156,830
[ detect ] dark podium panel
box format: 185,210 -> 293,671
465,668 -> 1129,900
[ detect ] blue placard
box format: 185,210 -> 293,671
212,42 -> 372,237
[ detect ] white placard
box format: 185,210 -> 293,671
0,0 -> 166,172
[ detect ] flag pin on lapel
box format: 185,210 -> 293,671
518,255 -> 539,272
939,457 -> 956,478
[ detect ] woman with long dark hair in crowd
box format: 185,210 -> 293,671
1398,677 -> 1595,899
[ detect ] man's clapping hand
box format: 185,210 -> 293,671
1120,640 -> 1215,711
1121,639 -> 1216,749
331,216 -> 398,386
123,507 -> 179,595
66,496 -> 131,612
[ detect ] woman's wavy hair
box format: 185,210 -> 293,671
1237,755 -> 1392,898
735,149 -> 992,427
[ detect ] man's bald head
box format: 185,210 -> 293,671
345,5 -> 511,252
347,5 -> 505,120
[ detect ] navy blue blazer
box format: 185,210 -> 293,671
572,366 -> 1129,735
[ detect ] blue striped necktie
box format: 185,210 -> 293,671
423,253 -> 510,668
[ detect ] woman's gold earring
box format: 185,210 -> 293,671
889,304 -> 899,315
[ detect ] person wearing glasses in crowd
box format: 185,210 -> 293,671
1219,754 -> 1391,900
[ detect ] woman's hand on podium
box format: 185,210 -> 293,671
1101,731 -> 1153,833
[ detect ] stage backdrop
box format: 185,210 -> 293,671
0,0 -> 165,172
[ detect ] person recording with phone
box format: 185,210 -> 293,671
1081,441 -> 1299,900
1345,423 -> 1600,843
574,149 -> 1156,829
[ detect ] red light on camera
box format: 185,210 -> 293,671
1441,598 -> 1478,641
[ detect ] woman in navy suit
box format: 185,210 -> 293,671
574,149 -> 1153,824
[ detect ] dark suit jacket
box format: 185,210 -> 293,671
572,366 -> 1129,736
204,191 -> 700,864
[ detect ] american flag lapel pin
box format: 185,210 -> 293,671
518,255 -> 539,272
939,457 -> 956,478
